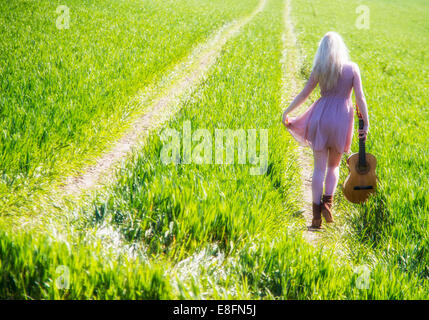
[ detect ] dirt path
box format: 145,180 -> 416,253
282,0 -> 320,244
61,0 -> 267,197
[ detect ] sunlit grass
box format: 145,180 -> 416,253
0,0 -> 258,215
1,0 -> 428,299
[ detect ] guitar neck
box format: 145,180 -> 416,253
358,118 -> 366,166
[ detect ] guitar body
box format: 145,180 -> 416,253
343,106 -> 377,204
343,152 -> 377,203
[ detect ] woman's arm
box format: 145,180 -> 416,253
282,72 -> 318,125
352,63 -> 370,139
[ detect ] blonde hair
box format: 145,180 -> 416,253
312,32 -> 350,91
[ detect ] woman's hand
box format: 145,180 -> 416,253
282,111 -> 290,128
358,125 -> 369,141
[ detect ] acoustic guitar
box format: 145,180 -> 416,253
343,106 -> 377,203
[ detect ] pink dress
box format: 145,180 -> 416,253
287,62 -> 364,154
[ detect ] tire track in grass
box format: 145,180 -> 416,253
12,0 -> 267,257
61,0 -> 267,197
281,0 -> 320,244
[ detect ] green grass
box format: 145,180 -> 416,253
81,1 -> 302,258
2,0 -> 305,299
1,0 -> 428,299
0,227 -> 174,299
0,0 -> 257,215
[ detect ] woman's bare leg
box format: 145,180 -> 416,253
312,149 -> 328,204
324,148 -> 343,196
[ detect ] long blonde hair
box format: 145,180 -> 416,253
312,32 -> 350,91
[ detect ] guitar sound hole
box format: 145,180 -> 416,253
355,162 -> 370,175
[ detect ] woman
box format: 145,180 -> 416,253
282,31 -> 369,229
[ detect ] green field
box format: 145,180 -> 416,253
0,0 -> 257,214
0,0 -> 428,299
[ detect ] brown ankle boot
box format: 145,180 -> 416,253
311,203 -> 322,229
321,195 -> 334,223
